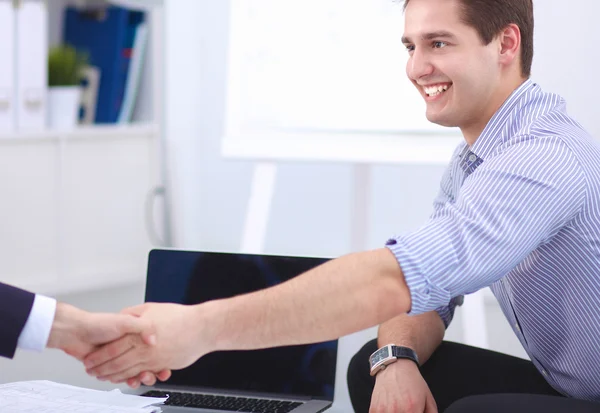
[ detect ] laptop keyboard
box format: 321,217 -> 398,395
141,390 -> 304,412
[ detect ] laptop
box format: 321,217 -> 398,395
131,249 -> 337,413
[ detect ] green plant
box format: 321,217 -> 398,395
48,45 -> 89,87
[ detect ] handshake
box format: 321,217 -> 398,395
47,301 -> 213,388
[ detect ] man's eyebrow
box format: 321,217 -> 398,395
402,31 -> 457,44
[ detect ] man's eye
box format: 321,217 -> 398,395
405,45 -> 415,52
433,41 -> 447,49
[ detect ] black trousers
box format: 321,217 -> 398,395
347,339 -> 600,413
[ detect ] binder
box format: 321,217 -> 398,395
64,6 -> 145,123
0,0 -> 15,134
118,22 -> 148,123
15,0 -> 47,132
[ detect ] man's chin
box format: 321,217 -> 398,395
425,112 -> 456,128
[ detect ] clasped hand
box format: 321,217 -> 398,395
82,302 -> 212,388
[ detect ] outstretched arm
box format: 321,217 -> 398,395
84,248 -> 411,383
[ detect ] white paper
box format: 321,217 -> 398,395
0,380 -> 167,413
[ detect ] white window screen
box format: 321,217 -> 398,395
223,0 -> 461,163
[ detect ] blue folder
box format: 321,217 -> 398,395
63,6 -> 144,123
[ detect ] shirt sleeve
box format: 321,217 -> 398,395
387,138 -> 587,316
17,294 -> 57,352
423,149 -> 464,328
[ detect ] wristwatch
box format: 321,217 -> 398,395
369,344 -> 419,376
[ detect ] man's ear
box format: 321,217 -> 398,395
498,23 -> 521,69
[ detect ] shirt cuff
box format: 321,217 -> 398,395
435,296 -> 464,329
17,294 -> 57,352
385,227 -> 457,315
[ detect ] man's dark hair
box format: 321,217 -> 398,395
404,0 -> 534,77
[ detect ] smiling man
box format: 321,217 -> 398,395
348,0 -> 600,412
83,0 -> 600,412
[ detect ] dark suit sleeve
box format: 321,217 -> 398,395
0,282 -> 35,359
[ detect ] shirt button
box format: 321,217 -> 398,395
542,370 -> 548,377
514,323 -> 521,332
469,154 -> 477,162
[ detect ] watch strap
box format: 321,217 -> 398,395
392,345 -> 419,366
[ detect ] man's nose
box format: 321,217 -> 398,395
407,49 -> 434,81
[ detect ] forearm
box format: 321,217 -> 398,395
47,302 -> 81,350
377,310 -> 445,364
206,248 -> 411,351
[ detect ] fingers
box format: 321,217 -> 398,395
425,392 -> 438,413
157,369 -> 172,381
84,335 -> 137,372
90,345 -> 145,382
139,371 -> 158,386
127,377 -> 141,389
98,362 -> 146,384
126,370 -> 170,389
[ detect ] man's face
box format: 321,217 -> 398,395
402,0 -> 501,131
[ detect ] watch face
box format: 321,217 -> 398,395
371,346 -> 390,366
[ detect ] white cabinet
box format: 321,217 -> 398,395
0,125 -> 162,295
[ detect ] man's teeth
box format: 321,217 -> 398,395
424,84 -> 450,96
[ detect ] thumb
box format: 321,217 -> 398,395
117,314 -> 157,346
120,304 -> 148,317
117,314 -> 155,337
119,305 -> 157,345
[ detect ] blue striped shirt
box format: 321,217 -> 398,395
386,79 -> 600,400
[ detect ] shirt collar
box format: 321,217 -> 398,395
469,79 -> 539,161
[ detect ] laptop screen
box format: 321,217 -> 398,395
145,249 -> 337,401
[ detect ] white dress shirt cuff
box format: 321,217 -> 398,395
17,294 -> 57,352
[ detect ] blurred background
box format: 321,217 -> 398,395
0,1 -> 597,411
